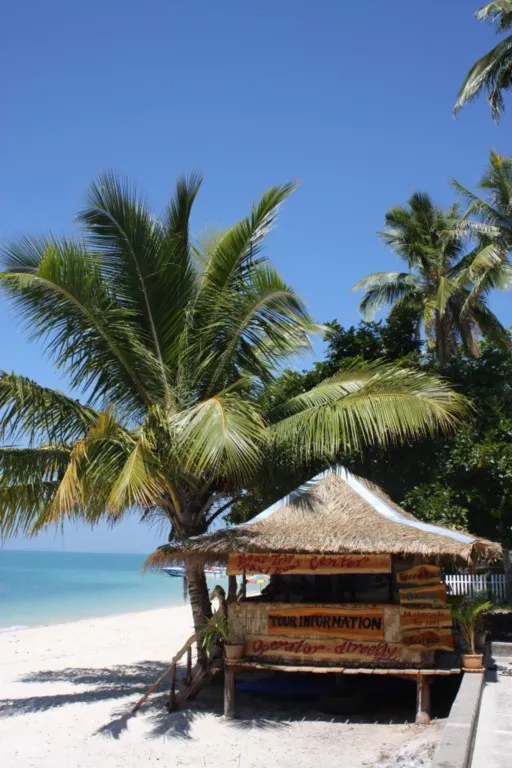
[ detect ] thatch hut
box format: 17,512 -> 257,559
147,465 -> 501,721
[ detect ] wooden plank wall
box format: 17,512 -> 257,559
228,602 -> 427,666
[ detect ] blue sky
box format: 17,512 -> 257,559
1,1 -> 511,553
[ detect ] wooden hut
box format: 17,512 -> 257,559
147,466 -> 501,722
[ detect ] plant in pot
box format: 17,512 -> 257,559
201,611 -> 244,661
452,597 -> 493,671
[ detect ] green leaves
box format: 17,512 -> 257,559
269,363 -> 469,459
455,2 -> 512,120
353,190 -> 511,365
353,272 -> 420,321
171,392 -> 266,482
0,172 -> 473,547
0,372 -> 97,444
0,237 -> 160,414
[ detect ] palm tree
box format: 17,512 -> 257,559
453,149 -> 512,299
353,192 -> 510,366
455,2 -> 512,120
0,174 -> 469,634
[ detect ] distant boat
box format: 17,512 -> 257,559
162,565 -> 226,579
162,566 -> 186,578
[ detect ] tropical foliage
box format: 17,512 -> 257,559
352,192 -> 510,366
454,149 -> 512,253
0,174 -> 469,632
456,1 -> 512,120
231,319 -> 512,548
452,596 -> 493,654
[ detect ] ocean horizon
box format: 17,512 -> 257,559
0,549 -> 189,631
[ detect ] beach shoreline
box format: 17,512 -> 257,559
0,598 -> 189,634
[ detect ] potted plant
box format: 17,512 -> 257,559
201,611 -> 244,661
452,597 -> 493,671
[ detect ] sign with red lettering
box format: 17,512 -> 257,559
244,634 -> 401,663
400,628 -> 453,651
227,552 -> 391,575
400,608 -> 452,630
396,565 -> 441,586
267,607 -> 384,639
399,585 -> 447,606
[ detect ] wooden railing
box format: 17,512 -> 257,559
132,632 -> 198,713
169,633 -> 198,709
132,631 -> 222,713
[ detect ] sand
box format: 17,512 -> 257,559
0,605 -> 443,768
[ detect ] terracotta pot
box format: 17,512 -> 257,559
462,653 -> 484,671
225,643 -> 244,661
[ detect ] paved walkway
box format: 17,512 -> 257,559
472,657 -> 512,768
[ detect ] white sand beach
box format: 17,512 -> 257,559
0,605 -> 443,768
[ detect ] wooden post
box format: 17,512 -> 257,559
186,646 -> 192,685
228,574 -> 237,602
170,663 -> 177,710
415,673 -> 431,724
504,550 -> 512,603
224,665 -> 236,718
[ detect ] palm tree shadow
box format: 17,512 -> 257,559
94,693 -> 201,741
1,659 -> 213,741
0,661 -> 170,727
1,662 -> 459,741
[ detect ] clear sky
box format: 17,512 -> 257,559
1,1 -> 511,553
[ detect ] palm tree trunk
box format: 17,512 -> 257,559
435,314 -> 449,368
184,560 -> 212,667
185,559 -> 212,630
175,504 -> 213,665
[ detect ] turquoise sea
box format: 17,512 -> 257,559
0,549 -> 188,631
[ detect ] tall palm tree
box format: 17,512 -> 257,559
0,174 -> 468,634
353,192 -> 510,366
453,149 -> 512,298
455,2 -> 512,120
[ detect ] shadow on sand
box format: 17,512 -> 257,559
0,662 -> 461,741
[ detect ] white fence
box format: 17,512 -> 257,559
445,573 -> 507,602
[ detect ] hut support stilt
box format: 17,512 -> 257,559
415,673 -> 431,724
224,665 -> 236,719
228,575 -> 237,602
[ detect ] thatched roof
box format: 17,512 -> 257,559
146,466 -> 502,568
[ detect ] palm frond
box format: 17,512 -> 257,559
0,372 -> 97,444
270,364 -> 469,460
353,272 -> 419,320
171,392 -> 266,482
0,482 -> 60,539
105,433 -> 164,516
77,172 -> 187,406
0,236 -> 161,412
469,298 -> 512,349
455,3 -> 512,119
200,183 -> 297,291
199,263 -> 317,392
477,2 -> 512,32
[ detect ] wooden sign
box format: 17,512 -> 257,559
244,634 -> 400,663
396,565 -> 441,586
227,552 -> 391,576
400,608 -> 452,631
268,607 -> 384,639
400,628 -> 453,651
399,585 -> 447,606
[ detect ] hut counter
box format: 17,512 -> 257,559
228,601 -> 428,667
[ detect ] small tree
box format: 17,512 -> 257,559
452,597 -> 493,654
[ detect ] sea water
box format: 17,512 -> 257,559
0,550 -> 188,631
